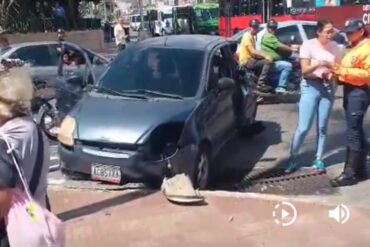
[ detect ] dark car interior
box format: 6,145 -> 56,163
99,47 -> 204,98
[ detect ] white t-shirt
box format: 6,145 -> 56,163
300,38 -> 343,78
114,24 -> 127,46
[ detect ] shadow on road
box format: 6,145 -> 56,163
58,189 -> 156,221
211,121 -> 282,187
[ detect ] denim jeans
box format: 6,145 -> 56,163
290,79 -> 335,160
274,60 -> 292,88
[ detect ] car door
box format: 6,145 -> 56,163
8,44 -> 58,83
82,48 -> 109,80
204,45 -> 236,152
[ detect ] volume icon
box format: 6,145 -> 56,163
329,204 -> 350,224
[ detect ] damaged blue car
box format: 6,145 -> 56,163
57,35 -> 263,189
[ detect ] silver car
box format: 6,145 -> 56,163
0,41 -> 109,85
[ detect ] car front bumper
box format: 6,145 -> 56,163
59,143 -> 169,183
59,142 -> 198,184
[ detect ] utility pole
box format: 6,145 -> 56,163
103,0 -> 107,22
139,0 -> 144,29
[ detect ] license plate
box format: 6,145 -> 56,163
91,164 -> 121,184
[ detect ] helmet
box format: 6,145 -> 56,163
267,19 -> 278,29
57,29 -> 65,34
249,19 -> 260,28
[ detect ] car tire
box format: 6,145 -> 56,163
193,147 -> 212,190
39,102 -> 59,140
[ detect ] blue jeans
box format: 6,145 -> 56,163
290,79 -> 335,160
274,60 -> 292,88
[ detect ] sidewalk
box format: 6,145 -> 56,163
49,187 -> 370,247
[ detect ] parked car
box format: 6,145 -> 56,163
0,41 -> 109,85
57,35 -> 261,189
232,20 -> 348,54
0,41 -> 110,138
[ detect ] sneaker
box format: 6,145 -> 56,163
275,87 -> 288,94
312,160 -> 326,173
284,160 -> 297,174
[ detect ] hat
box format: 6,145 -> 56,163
267,19 -> 278,29
249,19 -> 260,28
343,18 -> 365,34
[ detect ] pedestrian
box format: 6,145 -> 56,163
0,34 -> 9,54
0,66 -> 50,246
331,19 -> 370,186
114,18 -> 127,52
56,29 -> 66,76
284,20 -> 343,174
52,1 -> 66,30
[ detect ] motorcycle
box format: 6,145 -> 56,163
243,52 -> 302,104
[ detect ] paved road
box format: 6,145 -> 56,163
47,86 -> 370,207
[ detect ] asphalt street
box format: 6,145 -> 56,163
47,87 -> 370,203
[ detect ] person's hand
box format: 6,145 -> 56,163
264,55 -> 273,62
291,45 -> 299,53
331,63 -> 342,75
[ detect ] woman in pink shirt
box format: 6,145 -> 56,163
284,20 -> 343,173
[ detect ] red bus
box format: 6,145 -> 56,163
219,0 -> 316,37
219,0 -> 370,37
316,1 -> 370,29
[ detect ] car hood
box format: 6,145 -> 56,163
75,94 -> 198,145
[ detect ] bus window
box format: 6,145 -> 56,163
341,0 -> 368,4
239,0 -> 260,15
271,0 -> 286,16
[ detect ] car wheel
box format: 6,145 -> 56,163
39,103 -> 59,140
194,148 -> 211,190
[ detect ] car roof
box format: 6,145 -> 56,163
9,41 -> 79,48
232,20 -> 317,41
137,35 -> 229,51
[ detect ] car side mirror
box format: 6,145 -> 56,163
93,56 -> 103,66
218,77 -> 235,90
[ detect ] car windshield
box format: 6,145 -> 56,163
98,46 -> 204,98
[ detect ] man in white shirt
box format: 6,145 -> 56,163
114,18 -> 127,52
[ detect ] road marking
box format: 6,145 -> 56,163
50,156 -> 59,161
48,178 -> 66,185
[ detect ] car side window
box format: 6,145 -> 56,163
9,45 -> 55,66
276,25 -> 302,45
208,47 -> 233,90
302,25 -> 317,40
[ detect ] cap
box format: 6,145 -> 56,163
249,19 -> 260,28
343,18 -> 365,34
267,19 -> 278,29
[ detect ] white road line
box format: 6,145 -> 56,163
50,156 -> 59,161
48,178 -> 66,185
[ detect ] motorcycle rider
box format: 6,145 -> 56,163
260,19 -> 299,93
239,19 -> 274,93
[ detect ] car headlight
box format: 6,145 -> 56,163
57,115 -> 76,146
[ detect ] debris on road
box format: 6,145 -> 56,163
161,174 -> 205,205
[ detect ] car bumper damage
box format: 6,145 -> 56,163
60,120 -> 201,185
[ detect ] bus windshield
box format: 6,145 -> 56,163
195,8 -> 219,21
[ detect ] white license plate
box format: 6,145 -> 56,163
91,164 -> 121,184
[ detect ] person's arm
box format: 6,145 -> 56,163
243,34 -> 271,60
299,41 -> 322,75
0,140 -> 16,219
333,63 -> 370,86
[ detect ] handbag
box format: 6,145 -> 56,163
1,131 -> 65,247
